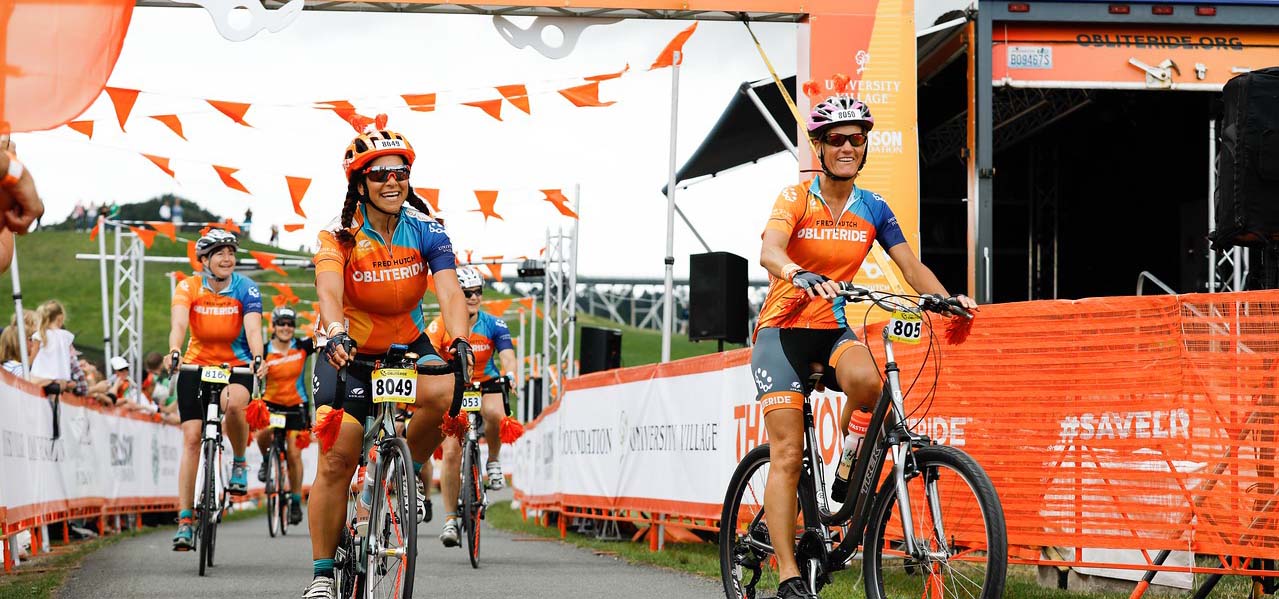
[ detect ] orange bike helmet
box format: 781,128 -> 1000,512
342,129 -> 416,179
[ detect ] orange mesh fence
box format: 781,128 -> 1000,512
861,290 -> 1279,562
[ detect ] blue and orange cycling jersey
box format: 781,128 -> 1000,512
172,273 -> 263,366
263,337 -> 315,407
756,177 -> 907,333
313,203 -> 456,355
426,311 -> 514,384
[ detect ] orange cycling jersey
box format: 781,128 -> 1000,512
314,203 -> 456,355
172,273 -> 263,366
263,338 -> 315,407
755,177 -> 907,333
426,311 -> 514,384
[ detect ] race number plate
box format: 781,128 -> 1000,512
269,413 -> 287,429
201,366 -> 231,384
887,310 -> 923,344
461,390 -> 482,412
372,368 -> 416,404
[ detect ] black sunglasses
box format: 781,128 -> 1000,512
365,165 -> 410,183
273,320 -> 296,327
463,288 -> 483,299
821,131 -> 868,148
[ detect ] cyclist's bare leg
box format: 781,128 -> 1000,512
308,421 -> 363,560
221,383 -> 251,457
440,437 -> 461,515
418,457 -> 433,492
763,407 -> 805,582
481,393 -> 504,461
286,434 -> 304,493
405,372 -> 454,474
177,420 -> 202,511
834,344 -> 880,431
254,428 -> 271,457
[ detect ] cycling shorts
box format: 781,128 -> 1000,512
264,401 -> 309,431
750,327 -> 864,415
313,334 -> 444,428
176,369 -> 256,423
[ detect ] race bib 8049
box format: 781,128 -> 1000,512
372,368 -> 416,404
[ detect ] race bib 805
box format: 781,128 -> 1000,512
887,310 -> 923,344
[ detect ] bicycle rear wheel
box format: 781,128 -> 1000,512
862,445 -> 1007,599
267,447 -> 281,538
462,440 -> 483,569
198,441 -> 217,576
364,437 -> 417,599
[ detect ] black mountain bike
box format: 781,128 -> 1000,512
264,404 -> 306,538
331,341 -> 468,599
175,359 -> 258,577
719,284 -> 1007,599
452,375 -> 511,569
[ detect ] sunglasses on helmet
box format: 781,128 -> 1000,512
364,165 -> 410,183
821,131 -> 868,148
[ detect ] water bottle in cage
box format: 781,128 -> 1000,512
830,409 -> 872,503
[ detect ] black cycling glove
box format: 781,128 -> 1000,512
325,332 -> 355,363
791,270 -> 829,291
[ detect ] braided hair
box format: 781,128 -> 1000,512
332,169 -> 436,247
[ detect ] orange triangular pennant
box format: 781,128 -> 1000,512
217,218 -> 242,234
271,294 -> 288,308
649,22 -> 698,69
250,251 -> 287,276
496,85 -> 530,115
558,82 -> 615,108
471,191 -> 502,222
270,283 -> 297,301
462,99 -> 503,121
212,165 -> 250,194
586,64 -> 630,82
150,114 -> 187,140
540,189 -> 578,218
402,93 -> 437,113
146,221 -> 177,241
483,299 -> 513,316
187,241 -> 203,271
286,176 -> 310,218
143,154 -> 176,179
67,120 -> 95,139
518,297 -> 535,310
414,188 -> 440,212
283,223 -> 305,232
169,271 -> 188,282
128,225 -> 157,248
105,87 -> 139,131
89,221 -> 101,241
207,99 -> 252,127
319,100 -> 360,128
484,263 -> 504,282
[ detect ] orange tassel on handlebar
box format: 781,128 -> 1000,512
944,315 -> 973,345
439,413 -> 468,441
293,429 -> 312,450
245,398 -> 270,431
313,407 -> 346,452
433,446 -> 443,460
499,416 -> 524,444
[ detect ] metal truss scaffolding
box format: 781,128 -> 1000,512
1208,119 -> 1249,292
110,224 -> 146,377
542,224 -> 578,406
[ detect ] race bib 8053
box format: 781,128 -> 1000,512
460,390 -> 482,412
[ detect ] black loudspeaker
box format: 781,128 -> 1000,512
579,326 -> 622,374
1211,67 -> 1279,250
689,251 -> 748,344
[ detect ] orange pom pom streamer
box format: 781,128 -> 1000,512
245,398 -> 270,431
313,407 -> 346,453
802,79 -> 821,98
433,446 -> 444,460
294,429 -> 313,450
832,73 -> 852,94
439,413 -> 468,441
944,315 -> 974,345
499,416 -> 525,444
374,113 -> 388,130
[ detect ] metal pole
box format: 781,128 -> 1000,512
542,229 -> 551,405
10,246 -> 29,376
98,216 -> 112,363
1207,118 -> 1217,292
134,242 -> 144,377
674,205 -> 712,253
555,226 -> 565,389
517,309 -> 526,420
112,224 -> 122,359
743,84 -> 798,159
661,50 -> 681,364
567,185 -> 581,378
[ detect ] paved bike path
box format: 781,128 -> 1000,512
58,490 -> 722,598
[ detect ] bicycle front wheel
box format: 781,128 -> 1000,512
267,447 -> 281,538
862,445 -> 1007,599
198,441 -> 217,576
364,437 -> 417,599
720,444 -> 783,599
462,440 -> 483,569
275,447 -> 290,536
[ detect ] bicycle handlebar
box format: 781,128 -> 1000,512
176,363 -> 257,375
342,351 -> 469,419
837,282 -> 973,320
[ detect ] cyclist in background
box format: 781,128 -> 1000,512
752,96 -> 977,598
303,124 -> 473,599
426,265 -> 517,547
164,229 -> 266,552
255,305 -> 314,526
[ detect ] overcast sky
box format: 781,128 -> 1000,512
15,7 -> 807,280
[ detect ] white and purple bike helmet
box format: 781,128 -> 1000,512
808,96 -> 875,179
